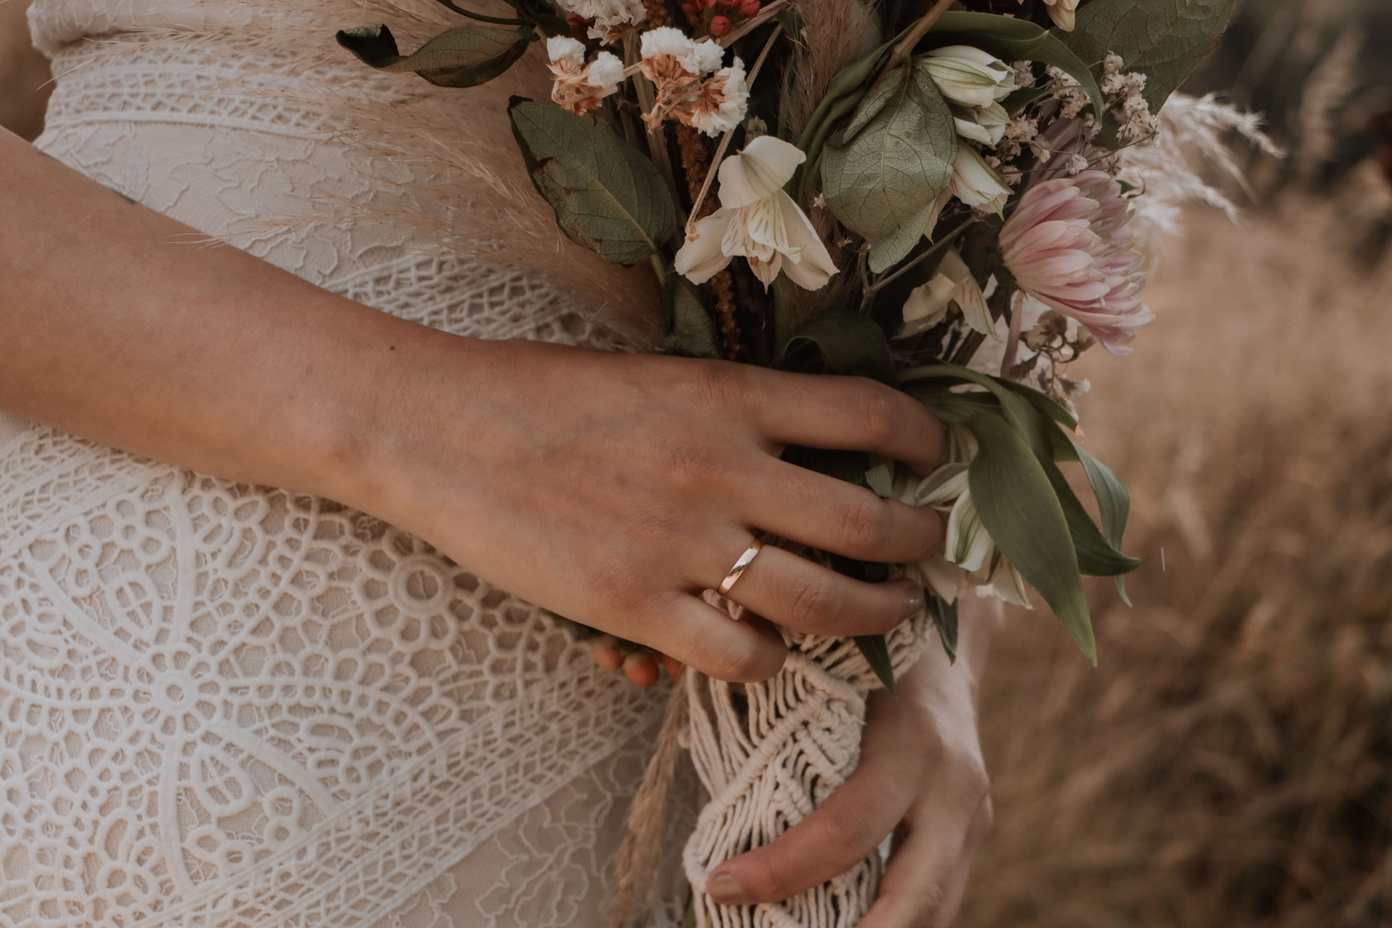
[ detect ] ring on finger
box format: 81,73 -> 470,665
717,538 -> 765,596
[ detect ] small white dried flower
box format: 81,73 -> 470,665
555,0 -> 647,42
639,28 -> 747,134
547,37 -> 625,115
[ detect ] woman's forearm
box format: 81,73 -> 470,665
0,125 -> 438,507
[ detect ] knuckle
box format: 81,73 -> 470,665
817,804 -> 877,857
704,635 -> 782,683
787,575 -> 840,631
689,362 -> 747,413
922,882 -> 952,927
852,383 -> 900,445
837,496 -> 890,554
744,855 -> 795,902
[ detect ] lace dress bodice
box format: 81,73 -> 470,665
1,3 -> 685,925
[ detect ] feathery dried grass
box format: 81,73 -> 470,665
781,0 -> 877,139
1296,26 -> 1361,183
1120,93 -> 1282,243
960,200 -> 1392,927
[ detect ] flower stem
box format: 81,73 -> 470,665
883,0 -> 955,74
433,0 -> 527,26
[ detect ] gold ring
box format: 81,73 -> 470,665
717,539 -> 764,596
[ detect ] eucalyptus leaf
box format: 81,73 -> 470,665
509,99 -> 680,265
967,412 -> 1094,663
930,595 -> 958,664
1061,0 -> 1237,116
337,24 -> 533,88
820,63 -> 957,274
855,635 -> 898,694
663,275 -> 721,359
777,312 -> 897,385
923,12 -> 1104,119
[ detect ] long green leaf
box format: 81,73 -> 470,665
777,312 -> 897,384
337,24 -> 533,88
820,63 -> 958,274
855,635 -> 897,693
923,12 -> 1104,119
1060,0 -> 1237,116
1068,433 -> 1137,604
509,99 -> 679,266
968,412 -> 1094,662
1042,458 -> 1141,576
930,595 -> 958,664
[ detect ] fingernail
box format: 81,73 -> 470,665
903,583 -> 925,619
707,872 -> 749,905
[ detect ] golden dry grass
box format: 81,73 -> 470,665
961,201 -> 1392,927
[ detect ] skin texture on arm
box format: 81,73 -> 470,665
0,125 -> 952,684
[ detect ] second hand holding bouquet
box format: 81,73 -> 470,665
337,0 -> 1235,922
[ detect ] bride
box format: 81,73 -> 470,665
0,0 -> 997,924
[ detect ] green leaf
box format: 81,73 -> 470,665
508,99 -> 680,266
1002,84 -> 1054,115
820,63 -> 957,274
865,462 -> 894,498
776,312 -> 897,385
336,24 -> 533,88
663,275 -> 721,359
923,12 -> 1104,119
967,412 -> 1094,663
929,595 -> 958,664
855,634 -> 898,693
1060,0 -> 1237,116
1066,433 -> 1137,603
1042,458 -> 1141,577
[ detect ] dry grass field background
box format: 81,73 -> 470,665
4,2 -> 1392,926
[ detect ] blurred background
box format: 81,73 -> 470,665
3,0 -> 1391,924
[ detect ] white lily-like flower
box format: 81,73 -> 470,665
952,101 -> 1010,147
546,37 -> 625,115
922,45 -> 1016,109
674,137 -> 839,289
900,427 -> 1034,609
899,248 -> 995,338
950,145 -> 1013,213
1042,0 -> 1079,31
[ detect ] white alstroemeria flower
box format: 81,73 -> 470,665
547,37 -> 625,115
900,248 -> 995,338
674,137 -> 839,289
922,45 -> 1016,109
1042,0 -> 1079,31
952,101 -> 1010,147
950,145 -> 1013,213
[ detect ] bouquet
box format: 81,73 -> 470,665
336,0 -> 1237,923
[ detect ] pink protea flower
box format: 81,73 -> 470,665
999,170 -> 1154,354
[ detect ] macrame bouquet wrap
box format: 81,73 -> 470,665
681,591 -> 930,928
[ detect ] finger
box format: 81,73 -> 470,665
719,540 -> 925,638
748,371 -> 946,474
744,459 -> 945,563
660,654 -> 684,681
858,797 -> 992,928
638,593 -> 787,683
705,689 -> 918,904
623,651 -> 660,687
589,635 -> 625,672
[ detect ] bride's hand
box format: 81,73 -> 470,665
699,595 -> 1003,927
354,337 -> 947,684
2,130 -> 947,687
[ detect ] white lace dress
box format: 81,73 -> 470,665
0,2 -> 685,925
